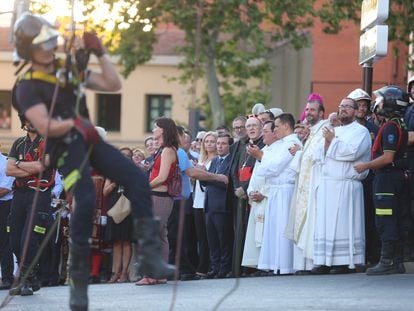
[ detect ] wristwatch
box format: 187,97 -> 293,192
15,160 -> 21,168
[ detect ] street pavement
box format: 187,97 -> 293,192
0,271 -> 413,311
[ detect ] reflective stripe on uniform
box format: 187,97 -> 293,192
375,193 -> 394,196
6,226 -> 10,233
33,225 -> 46,234
64,169 -> 81,191
376,208 -> 393,216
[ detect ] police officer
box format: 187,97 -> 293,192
12,13 -> 174,310
6,117 -> 54,295
354,86 -> 410,275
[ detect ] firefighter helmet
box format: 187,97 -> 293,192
373,85 -> 410,117
14,13 -> 59,61
347,88 -> 371,102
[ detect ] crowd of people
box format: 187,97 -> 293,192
1,82 -> 414,296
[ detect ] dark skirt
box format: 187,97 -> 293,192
104,189 -> 134,242
104,214 -> 134,242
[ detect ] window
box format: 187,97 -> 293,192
96,93 -> 121,132
146,95 -> 172,132
0,90 -> 12,130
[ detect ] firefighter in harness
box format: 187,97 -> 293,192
6,115 -> 55,296
12,13 -> 174,310
354,85 -> 410,275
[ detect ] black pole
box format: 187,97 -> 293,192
362,61 -> 373,96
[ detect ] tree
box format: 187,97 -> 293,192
84,0 -> 317,128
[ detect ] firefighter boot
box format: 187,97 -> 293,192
9,266 -> 33,296
366,241 -> 400,275
134,218 -> 175,279
29,264 -> 41,292
69,242 -> 90,311
394,241 -> 406,274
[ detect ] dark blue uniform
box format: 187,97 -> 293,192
7,134 -> 53,277
372,119 -> 408,242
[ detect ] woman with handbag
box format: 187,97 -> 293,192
192,131 -> 218,277
104,147 -> 134,283
136,117 -> 179,286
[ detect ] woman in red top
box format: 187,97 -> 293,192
136,117 -> 179,286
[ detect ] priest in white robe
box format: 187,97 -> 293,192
251,114 -> 302,274
285,99 -> 328,273
242,121 -> 278,268
313,98 -> 371,273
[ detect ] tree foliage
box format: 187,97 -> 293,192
32,0 -> 414,128
106,0 -> 318,128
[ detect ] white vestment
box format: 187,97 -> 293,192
257,134 -> 302,274
285,119 -> 328,271
241,147 -> 268,268
313,121 -> 371,268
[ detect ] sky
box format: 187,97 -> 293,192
0,1 -> 14,27
0,1 -> 78,28
0,1 -> 139,31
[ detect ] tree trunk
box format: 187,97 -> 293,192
205,55 -> 224,129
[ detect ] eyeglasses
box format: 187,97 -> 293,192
338,104 -> 356,110
233,126 -> 245,131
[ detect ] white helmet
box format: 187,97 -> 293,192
347,88 -> 371,102
251,103 -> 266,115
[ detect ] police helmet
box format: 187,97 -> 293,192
373,85 -> 410,117
408,76 -> 414,100
14,13 -> 59,61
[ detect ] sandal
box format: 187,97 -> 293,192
117,273 -> 129,283
135,277 -> 157,286
107,273 -> 121,283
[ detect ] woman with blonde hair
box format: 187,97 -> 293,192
192,131 -> 218,277
136,117 -> 179,286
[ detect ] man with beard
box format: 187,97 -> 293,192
348,88 -> 379,140
313,98 -> 371,274
6,118 -> 54,295
347,88 -> 380,267
285,95 -> 328,274
229,115 -> 265,277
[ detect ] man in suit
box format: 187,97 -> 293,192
204,134 -> 234,278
